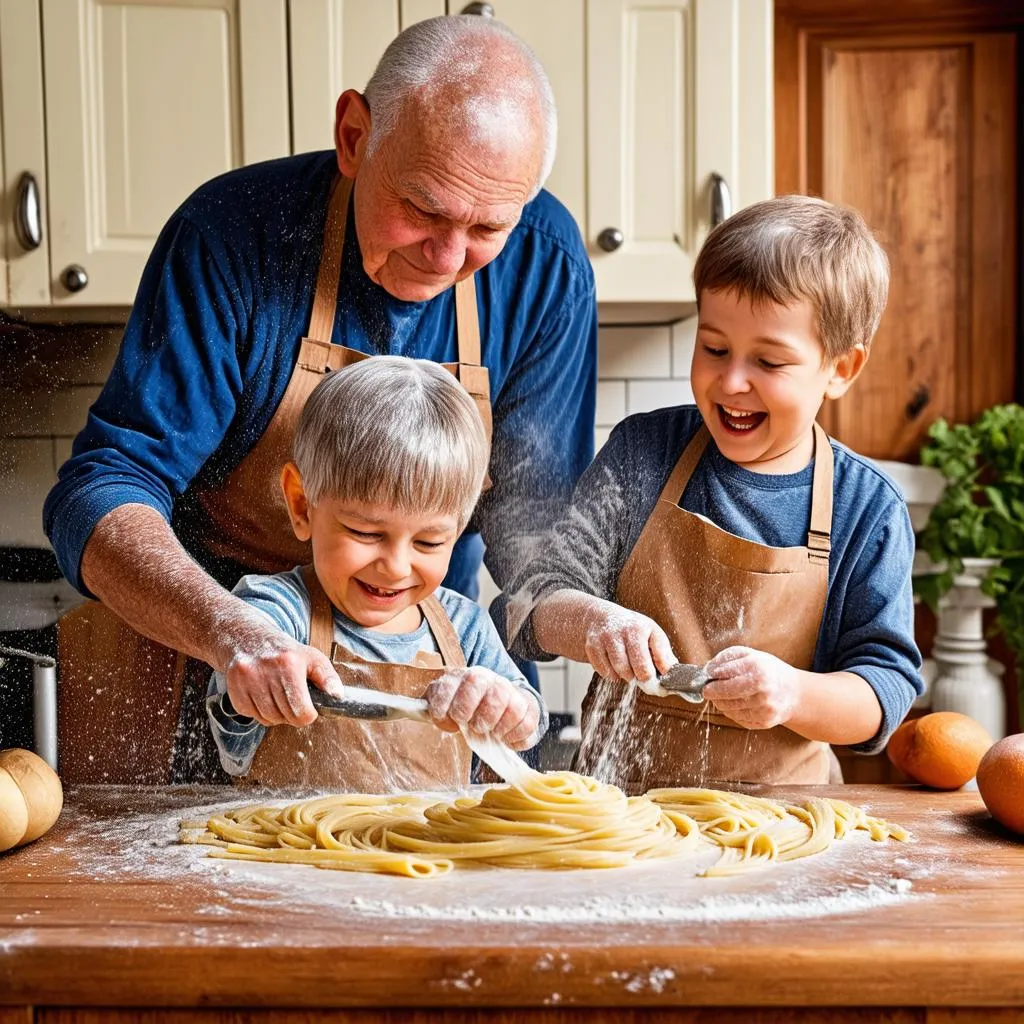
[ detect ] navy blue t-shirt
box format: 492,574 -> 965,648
44,152 -> 597,604
505,405 -> 924,754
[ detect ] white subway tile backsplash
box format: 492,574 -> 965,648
595,426 -> 612,452
0,386 -> 101,437
0,439 -> 55,547
626,379 -> 694,416
538,662 -> 569,713
671,315 -> 698,378
595,380 -> 626,426
598,325 -> 672,379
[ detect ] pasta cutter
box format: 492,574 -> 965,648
656,662 -> 712,703
308,684 -> 433,724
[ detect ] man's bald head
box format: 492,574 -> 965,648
362,15 -> 557,198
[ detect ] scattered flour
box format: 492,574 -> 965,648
20,785 -> 940,937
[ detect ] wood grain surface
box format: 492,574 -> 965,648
1,785 -> 1023,1012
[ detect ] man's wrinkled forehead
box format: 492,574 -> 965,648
388,85 -> 544,181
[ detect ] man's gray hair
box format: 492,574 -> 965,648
293,356 -> 489,530
363,15 -> 557,197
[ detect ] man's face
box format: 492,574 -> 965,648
340,96 -> 542,302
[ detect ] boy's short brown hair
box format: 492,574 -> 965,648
693,195 -> 889,361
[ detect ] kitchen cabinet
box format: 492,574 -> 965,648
436,0 -> 775,304
1,0 -> 771,310
776,0 -> 1019,462
1,0 -> 291,308
585,0 -> 772,302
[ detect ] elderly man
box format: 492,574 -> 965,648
44,15 -> 596,784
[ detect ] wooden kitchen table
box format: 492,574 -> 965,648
0,784 -> 1022,1024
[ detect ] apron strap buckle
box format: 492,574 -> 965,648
807,528 -> 831,564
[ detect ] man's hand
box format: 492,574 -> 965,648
703,646 -> 802,730
582,600 -> 675,684
223,631 -> 344,728
425,667 -> 539,750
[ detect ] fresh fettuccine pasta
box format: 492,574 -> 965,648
179,770 -> 908,879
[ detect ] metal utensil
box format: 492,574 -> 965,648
308,684 -> 432,724
656,662 -> 712,703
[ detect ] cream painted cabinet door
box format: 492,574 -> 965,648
289,1 -> 441,155
588,0 -> 772,302
485,1 -> 587,231
41,0 -> 290,307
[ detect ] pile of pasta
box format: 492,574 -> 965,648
179,770 -> 909,879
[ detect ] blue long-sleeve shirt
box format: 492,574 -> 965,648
504,405 -> 924,755
43,151 -> 597,603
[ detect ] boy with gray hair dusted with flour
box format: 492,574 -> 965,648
207,356 -> 546,790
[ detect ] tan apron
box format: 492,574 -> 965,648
245,566 -> 471,791
58,174 -> 492,785
576,423 -> 835,793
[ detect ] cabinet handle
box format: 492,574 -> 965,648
461,2 -> 494,15
14,172 -> 42,251
710,173 -> 732,228
61,264 -> 89,293
596,227 -> 624,252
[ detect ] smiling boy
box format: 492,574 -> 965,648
505,195 -> 922,790
206,356 -> 545,790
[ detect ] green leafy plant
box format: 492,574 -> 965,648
914,404 -> 1024,723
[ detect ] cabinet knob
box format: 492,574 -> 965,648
61,264 -> 89,293
461,2 -> 494,15
597,227 -> 624,252
14,172 -> 42,252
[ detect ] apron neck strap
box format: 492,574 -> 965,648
807,422 -> 833,565
301,564 -> 465,667
418,595 -> 467,668
300,563 -> 335,658
659,424 -> 711,504
306,175 -> 352,348
454,277 -> 481,366
659,421 -> 833,564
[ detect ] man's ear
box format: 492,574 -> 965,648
281,462 -> 313,542
824,343 -> 869,401
335,89 -> 373,177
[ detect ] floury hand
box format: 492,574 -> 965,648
579,597 -> 676,684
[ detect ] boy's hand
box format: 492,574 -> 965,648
703,646 -> 802,730
425,667 -> 539,750
583,600 -> 676,684
224,628 -> 345,728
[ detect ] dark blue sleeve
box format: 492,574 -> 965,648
43,215 -> 248,595
475,274 -> 598,596
832,499 -> 924,755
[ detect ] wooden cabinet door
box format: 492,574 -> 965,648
776,4 -> 1019,460
41,0 -> 290,307
587,0 -> 772,303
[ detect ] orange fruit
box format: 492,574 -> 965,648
886,712 -> 992,789
976,734 -> 1024,835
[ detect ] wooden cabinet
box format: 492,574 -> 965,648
776,0 -> 1020,462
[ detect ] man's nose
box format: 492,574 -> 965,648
422,229 -> 466,275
